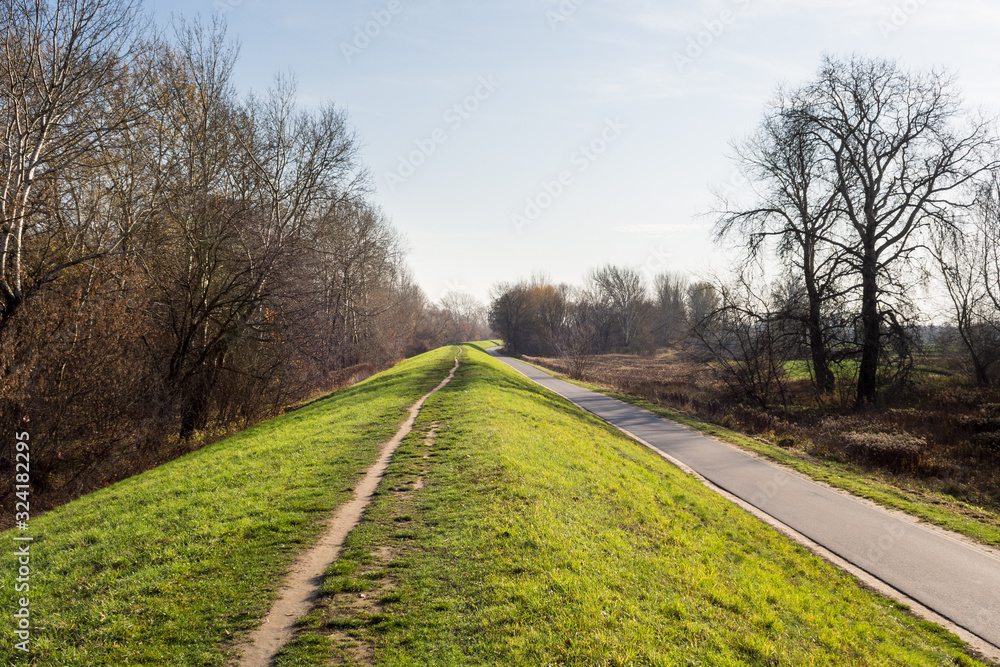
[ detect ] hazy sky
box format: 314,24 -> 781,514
150,0 -> 1000,302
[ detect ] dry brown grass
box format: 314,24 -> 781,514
524,352 -> 1000,511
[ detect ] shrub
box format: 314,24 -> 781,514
970,432 -> 1000,457
954,415 -> 1000,433
839,431 -> 925,470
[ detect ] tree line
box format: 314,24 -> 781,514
0,0 -> 486,503
493,55 -> 1000,409
488,268 -> 707,375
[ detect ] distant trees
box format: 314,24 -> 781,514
408,290 -> 490,355
438,291 -> 490,344
490,267 -> 682,360
933,173 -> 1000,385
718,54 -> 999,404
652,272 -> 688,348
487,277 -> 566,356
686,281 -> 719,340
589,265 -> 650,351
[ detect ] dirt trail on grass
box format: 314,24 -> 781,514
236,349 -> 462,667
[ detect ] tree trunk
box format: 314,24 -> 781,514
974,362 -> 991,386
806,311 -> 835,393
857,255 -> 880,405
0,292 -> 23,338
803,254 -> 835,394
179,388 -> 209,439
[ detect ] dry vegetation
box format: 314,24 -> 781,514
525,352 -> 1000,512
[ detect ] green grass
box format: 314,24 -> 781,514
276,344 -> 985,666
783,359 -> 859,381
549,374 -> 1000,549
0,346 -> 460,666
783,358 -> 953,381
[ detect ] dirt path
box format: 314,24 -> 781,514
235,349 -> 462,667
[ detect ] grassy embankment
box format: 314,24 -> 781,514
274,343 -> 984,666
0,346 -> 460,666
547,370 -> 1000,549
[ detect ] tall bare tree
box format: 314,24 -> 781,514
793,56 -> 998,404
716,92 -> 847,393
0,0 -> 150,331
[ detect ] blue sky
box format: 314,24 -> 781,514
149,0 -> 1000,302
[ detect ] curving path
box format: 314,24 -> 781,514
237,349 -> 462,667
489,348 -> 1000,657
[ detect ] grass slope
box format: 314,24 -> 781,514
0,346 -> 459,666
277,343 -> 983,666
514,356 -> 1000,549
568,378 -> 1000,549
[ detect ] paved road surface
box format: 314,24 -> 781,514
489,350 -> 1000,652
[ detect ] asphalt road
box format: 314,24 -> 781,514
489,349 -> 1000,652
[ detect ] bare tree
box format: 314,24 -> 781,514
589,265 -> 649,350
933,173 -> 1000,384
789,55 -> 998,404
440,291 -> 488,342
559,288 -> 605,378
236,73 -> 365,249
309,199 -> 404,369
652,271 -> 688,348
0,0 -> 151,331
692,276 -> 794,409
716,92 -> 847,393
